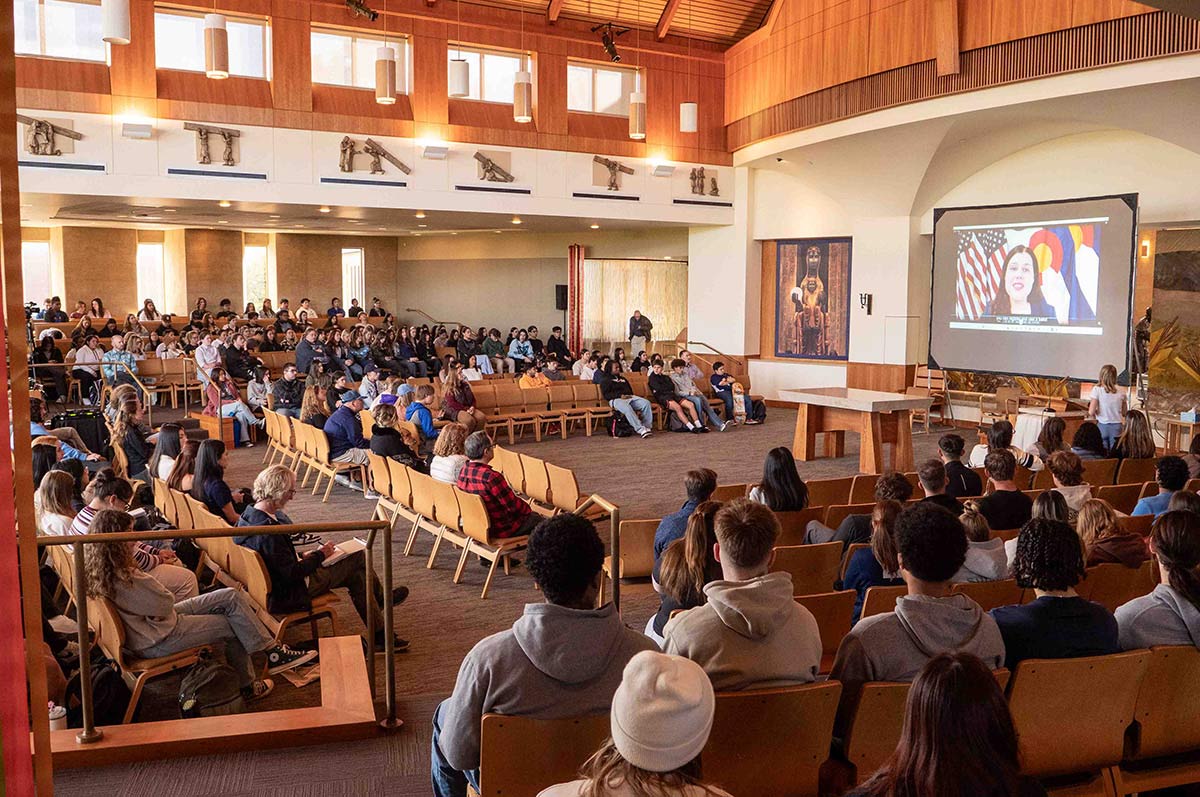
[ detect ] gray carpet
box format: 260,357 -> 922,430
53,410 -> 949,796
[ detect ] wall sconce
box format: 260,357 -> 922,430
422,143 -> 449,160
1140,239 -> 1151,259
651,163 -> 675,178
121,122 -> 154,140
859,293 -> 873,315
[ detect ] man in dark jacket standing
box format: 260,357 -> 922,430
628,310 -> 652,356
234,464 -> 408,649
270,363 -> 304,418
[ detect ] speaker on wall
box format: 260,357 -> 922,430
555,284 -> 568,311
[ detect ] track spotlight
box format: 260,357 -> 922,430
591,23 -> 629,63
346,0 -> 379,21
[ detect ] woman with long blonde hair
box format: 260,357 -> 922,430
1111,409 -> 1155,460
37,470 -> 77,536
1077,498 -> 1149,568
539,651 -> 728,797
300,384 -> 329,428
1089,364 -> 1127,454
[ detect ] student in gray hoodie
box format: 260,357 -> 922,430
664,499 -> 822,691
952,501 -> 1010,583
829,503 -> 1006,733
431,514 -> 657,797
1116,510 -> 1200,650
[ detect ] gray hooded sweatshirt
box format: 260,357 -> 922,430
829,593 -> 1005,733
438,602 -> 657,772
1115,583 -> 1200,650
663,571 -> 822,691
952,538 -> 1011,583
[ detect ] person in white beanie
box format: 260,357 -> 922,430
432,514 -> 657,797
539,651 -> 730,797
664,499 -> 822,691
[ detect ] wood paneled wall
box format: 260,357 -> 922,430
184,229 -> 245,309
61,227 -> 139,314
16,0 -> 729,165
273,233 -> 401,313
725,0 -> 1165,150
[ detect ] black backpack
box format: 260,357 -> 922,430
65,653 -> 131,727
607,412 -> 635,437
750,399 -> 768,423
179,650 -> 247,718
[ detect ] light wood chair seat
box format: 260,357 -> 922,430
477,713 -> 610,797
859,585 -> 908,620
771,542 -> 843,596
794,590 -> 854,674
452,488 -> 530,599
599,519 -> 658,604
951,578 -> 1025,611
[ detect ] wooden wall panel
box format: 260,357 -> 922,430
156,71 -> 275,108
14,58 -> 110,96
845,362 -> 916,392
760,239 -> 777,358
535,52 -> 568,136
61,227 -> 139,315
271,16 -> 313,112
184,229 -> 245,310
109,0 -> 157,100
311,85 -> 414,122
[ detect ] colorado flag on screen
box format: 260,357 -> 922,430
955,229 -> 1007,321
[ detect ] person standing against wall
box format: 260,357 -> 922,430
629,310 -> 653,357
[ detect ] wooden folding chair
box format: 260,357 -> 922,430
703,682 -> 842,796
491,446 -> 526,496
477,713 -> 610,797
426,478 -> 469,570
794,590 -> 854,674
860,585 -> 908,620
403,470 -> 443,560
771,543 -> 843,596
538,383 -> 577,439
849,474 -> 880,504
1116,458 -> 1158,487
1008,651 -> 1149,794
518,453 -> 555,516
840,542 -> 871,581
1082,458 -> 1118,487
453,488 -> 530,599
599,519 -> 659,604
1116,646 -> 1200,795
571,383 -> 608,436
308,429 -> 367,503
775,507 -> 826,547
712,483 -> 749,502
951,578 -> 1025,611
807,476 -> 854,508
1077,561 -> 1156,612
367,451 -> 399,524
824,503 -> 873,531
226,543 -> 340,644
1095,483 -> 1145,515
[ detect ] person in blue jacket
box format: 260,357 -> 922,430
406,384 -> 439,445
709,361 -> 737,421
840,500 -> 905,623
508,328 -> 534,373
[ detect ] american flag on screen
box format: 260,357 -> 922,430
955,229 -> 1009,320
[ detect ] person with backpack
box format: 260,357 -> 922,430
600,359 -> 653,439
83,509 -> 316,702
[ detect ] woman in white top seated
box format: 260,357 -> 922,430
429,423 -> 470,485
1088,364 -> 1126,455
149,423 -> 183,482
37,471 -> 77,537
969,419 -> 1042,471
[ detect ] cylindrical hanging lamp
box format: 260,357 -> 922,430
204,14 -> 229,79
101,0 -> 131,45
449,57 -> 470,97
375,46 -> 397,105
679,101 -> 698,133
513,67 -> 532,123
629,72 -> 646,140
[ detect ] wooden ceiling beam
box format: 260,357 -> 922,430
656,0 -> 683,39
547,0 -> 564,23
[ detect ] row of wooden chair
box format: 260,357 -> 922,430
472,645 -> 1200,797
260,409 -> 368,502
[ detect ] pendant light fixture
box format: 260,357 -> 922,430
204,12 -> 229,79
628,0 -> 645,140
101,0 -> 131,45
448,0 -> 470,97
375,0 -> 397,104
513,9 -> 532,123
679,0 -> 697,133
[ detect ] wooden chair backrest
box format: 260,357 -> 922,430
471,382 -> 497,410
703,682 -> 842,797
87,595 -> 129,670
1129,645 -> 1200,760
1117,513 -> 1155,537
366,451 -> 392,497
840,542 -> 871,580
1083,458 -> 1119,486
519,387 -> 549,411
546,383 -> 575,407
545,463 -> 582,513
806,476 -> 854,507
456,488 -> 493,545
493,383 -> 525,413
1007,651 -> 1149,778
170,489 -> 194,530
613,519 -> 658,579
860,585 -> 908,620
431,478 -> 461,528
519,453 -> 552,505
409,470 -> 438,519
848,474 -> 880,504
1032,468 -> 1054,490
771,543 -> 843,596
1117,458 -> 1158,486
1077,561 -> 1156,612
913,364 -> 946,392
50,545 -> 75,602
261,409 -> 277,445
110,440 -> 130,479
233,545 -> 274,610
571,382 -> 601,406
1095,483 -> 1144,515
775,507 -> 825,547
492,446 -> 525,494
950,578 -> 1025,612
711,483 -> 749,502
824,503 -> 872,531
359,408 -> 375,439
478,713 -> 610,797
793,590 -> 854,661
396,420 -> 421,450
386,459 -> 413,507
311,428 -> 332,466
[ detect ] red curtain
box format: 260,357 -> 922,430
567,244 -> 585,351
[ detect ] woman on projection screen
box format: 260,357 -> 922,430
985,246 -> 1055,319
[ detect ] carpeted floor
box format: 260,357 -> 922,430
53,410 -> 949,796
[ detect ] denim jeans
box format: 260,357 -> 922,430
431,701 -> 481,797
610,397 -> 653,432
137,588 -> 273,687
682,395 -> 724,428
221,401 -> 261,443
1099,422 -> 1122,454
714,388 -> 734,420
473,355 -> 494,375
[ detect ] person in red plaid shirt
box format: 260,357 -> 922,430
456,432 -> 542,539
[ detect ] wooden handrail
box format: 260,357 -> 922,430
684,341 -> 748,373
404,308 -> 469,330
574,494 -> 621,608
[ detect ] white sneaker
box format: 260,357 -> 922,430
364,489 -> 381,500
637,428 -> 652,438
719,422 -> 730,432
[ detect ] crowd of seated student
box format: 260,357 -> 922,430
806,471 -> 914,547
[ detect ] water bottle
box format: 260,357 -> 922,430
48,702 -> 67,731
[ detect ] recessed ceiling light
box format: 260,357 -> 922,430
217,220 -> 229,224
664,255 -> 672,260
494,230 -> 502,234
269,214 -> 280,218
450,232 -> 458,236
295,224 -> 305,228
415,210 -> 426,219
590,223 -> 600,229
511,217 -> 521,225
418,224 -> 427,228
163,208 -> 177,213
218,200 -> 231,208
378,227 -> 387,230
413,233 -> 421,237
319,206 -> 331,213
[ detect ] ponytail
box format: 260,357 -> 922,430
658,501 -> 722,605
1152,510 -> 1200,612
